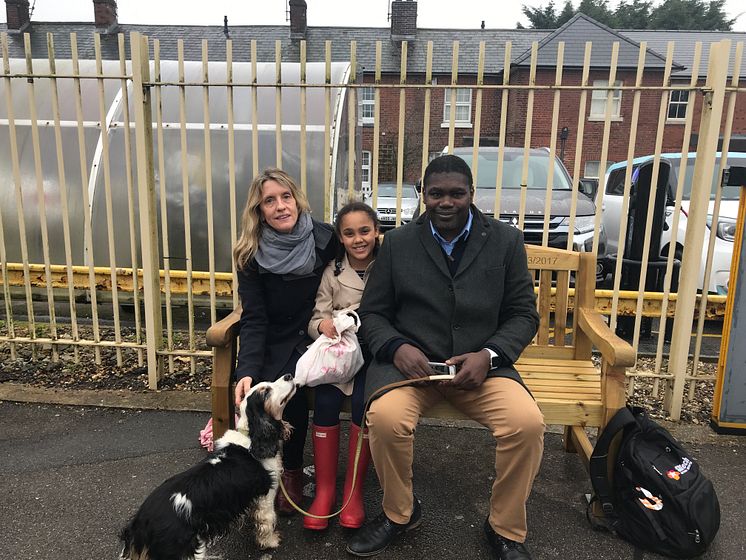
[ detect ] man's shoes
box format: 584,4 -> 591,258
346,497 -> 422,557
484,518 -> 533,560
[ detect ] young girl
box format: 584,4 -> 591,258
304,201 -> 380,531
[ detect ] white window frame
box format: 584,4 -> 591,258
584,160 -> 613,179
667,88 -> 689,122
442,87 -> 473,128
359,87 -> 375,125
361,150 -> 372,191
589,80 -> 623,120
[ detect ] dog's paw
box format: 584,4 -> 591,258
257,530 -> 281,549
281,420 -> 293,441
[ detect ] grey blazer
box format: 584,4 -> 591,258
358,207 -> 540,401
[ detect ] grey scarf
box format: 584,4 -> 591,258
255,212 -> 317,276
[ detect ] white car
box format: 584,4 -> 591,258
363,183 -> 420,229
602,152 -> 744,294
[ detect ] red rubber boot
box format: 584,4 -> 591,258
339,423 -> 371,529
303,424 -> 340,530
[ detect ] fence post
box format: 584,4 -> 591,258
665,40 -> 730,419
131,32 -> 163,388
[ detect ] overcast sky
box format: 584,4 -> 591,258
2,0 -> 745,31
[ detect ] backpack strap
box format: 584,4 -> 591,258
589,406 -> 638,515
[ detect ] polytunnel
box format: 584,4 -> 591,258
0,57 -> 354,274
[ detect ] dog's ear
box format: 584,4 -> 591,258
248,415 -> 282,459
236,395 -> 250,433
246,388 -> 282,459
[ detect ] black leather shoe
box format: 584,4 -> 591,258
346,498 -> 422,557
484,519 -> 533,560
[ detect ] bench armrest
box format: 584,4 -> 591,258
577,307 -> 635,367
206,306 -> 242,348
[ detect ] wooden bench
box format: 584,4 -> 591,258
206,244 -> 635,473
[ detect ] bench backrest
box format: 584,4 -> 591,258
523,245 -> 596,362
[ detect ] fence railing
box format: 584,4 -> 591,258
0,31 -> 743,420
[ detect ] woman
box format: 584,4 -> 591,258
233,168 -> 337,515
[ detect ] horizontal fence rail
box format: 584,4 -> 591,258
1,31 -> 743,420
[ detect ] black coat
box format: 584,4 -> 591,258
359,207 -> 540,401
235,219 -> 337,382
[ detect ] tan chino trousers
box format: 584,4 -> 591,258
366,376 -> 545,543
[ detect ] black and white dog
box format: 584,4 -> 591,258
119,374 -> 297,560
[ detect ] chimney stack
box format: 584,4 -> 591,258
5,0 -> 31,33
93,0 -> 118,33
390,0 -> 417,42
289,0 -> 307,40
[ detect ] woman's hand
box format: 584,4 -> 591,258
234,376 -> 254,407
318,319 -> 338,339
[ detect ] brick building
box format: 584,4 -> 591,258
3,0 -> 746,187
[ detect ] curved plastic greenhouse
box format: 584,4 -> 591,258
0,58 -> 352,273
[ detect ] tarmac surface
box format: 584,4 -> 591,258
1,391 -> 745,560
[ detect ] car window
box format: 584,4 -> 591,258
680,157 -> 745,201
606,167 -> 630,195
377,185 -> 417,199
456,152 -> 572,190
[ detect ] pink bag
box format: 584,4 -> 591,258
199,415 -> 240,452
295,309 -> 364,388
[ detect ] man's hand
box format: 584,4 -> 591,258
393,344 -> 432,380
234,376 -> 254,407
318,319 -> 338,339
444,349 -> 491,390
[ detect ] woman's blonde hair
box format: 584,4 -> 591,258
233,168 -> 311,269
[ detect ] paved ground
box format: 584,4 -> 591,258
1,395 -> 744,560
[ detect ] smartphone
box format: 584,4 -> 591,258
427,362 -> 457,376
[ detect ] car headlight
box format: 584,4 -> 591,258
706,215 -> 736,242
560,215 -> 596,234
401,206 -> 415,219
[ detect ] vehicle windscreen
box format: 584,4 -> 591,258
457,151 -> 572,190
679,157 -> 745,200
377,184 -> 417,198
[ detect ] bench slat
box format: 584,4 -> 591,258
523,345 -> 576,359
554,270 -> 570,347
537,270 -> 553,345
526,245 -> 581,271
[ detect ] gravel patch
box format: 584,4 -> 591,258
1,325 -> 716,424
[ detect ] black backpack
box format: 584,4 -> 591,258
589,406 -> 720,558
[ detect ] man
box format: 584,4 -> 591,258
347,155 -> 544,559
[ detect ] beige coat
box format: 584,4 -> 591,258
306,254 -> 373,396
308,254 -> 373,340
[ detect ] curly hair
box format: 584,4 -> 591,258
333,201 -> 380,276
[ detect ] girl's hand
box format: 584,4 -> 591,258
234,376 -> 253,407
319,319 -> 338,339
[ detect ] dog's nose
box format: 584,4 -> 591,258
282,373 -> 293,382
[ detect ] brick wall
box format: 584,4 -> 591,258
492,67 -> 746,178
390,0 -> 417,39
93,0 -> 118,28
5,0 -> 30,30
360,66 -> 746,183
360,73 -> 503,182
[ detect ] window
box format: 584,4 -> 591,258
584,160 -> 613,180
361,150 -> 371,190
667,89 -> 689,120
443,88 -> 472,125
590,80 -> 622,119
359,87 -> 375,125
